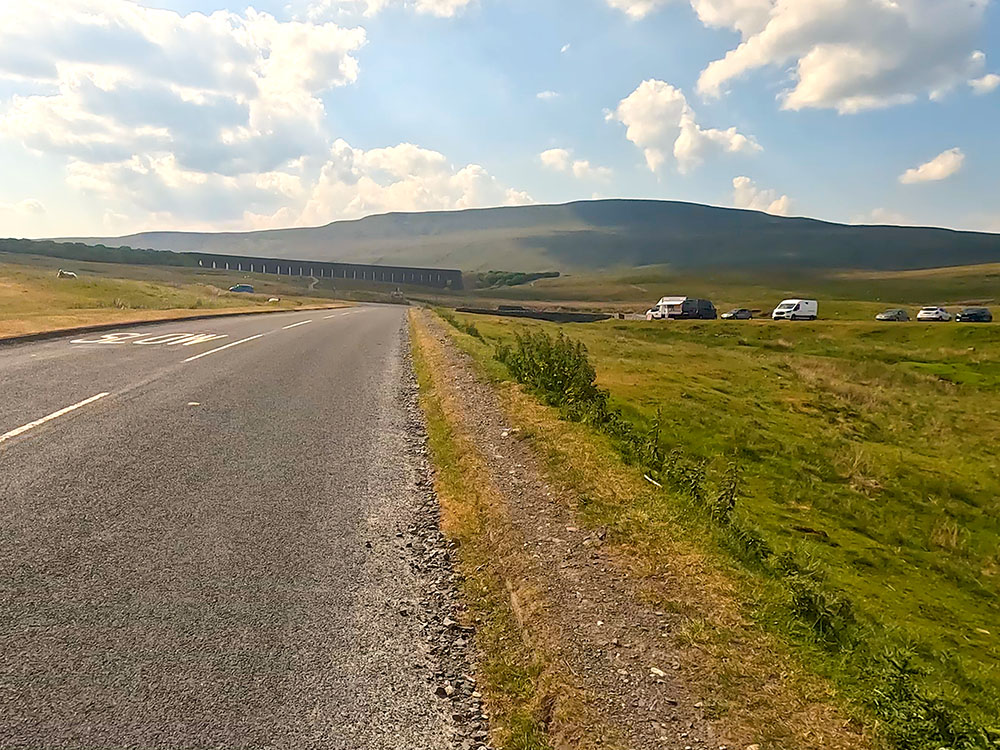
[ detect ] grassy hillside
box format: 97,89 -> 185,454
443,310 -> 1000,747
57,199 -> 1000,273
439,263 -> 999,318
0,253 -> 336,338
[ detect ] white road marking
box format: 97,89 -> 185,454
72,332 -> 228,348
177,333 -> 228,347
182,333 -> 267,363
323,314 -> 340,319
71,332 -> 145,344
0,392 -> 110,445
281,320 -> 312,330
135,333 -> 204,346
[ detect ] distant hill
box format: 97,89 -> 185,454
55,200 -> 1000,273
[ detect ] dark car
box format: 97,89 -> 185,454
672,298 -> 717,320
956,307 -> 993,323
721,308 -> 752,320
229,284 -> 255,293
875,308 -> 909,322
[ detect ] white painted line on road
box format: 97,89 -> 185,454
182,333 -> 267,363
0,392 -> 110,445
72,332 -> 145,345
281,320 -> 313,330
323,314 -> 340,319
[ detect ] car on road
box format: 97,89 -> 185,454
956,307 -> 993,323
772,299 -> 818,321
875,308 -> 910,322
229,284 -> 254,293
722,308 -> 753,320
916,306 -> 952,322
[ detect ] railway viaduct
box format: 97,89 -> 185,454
192,253 -> 464,290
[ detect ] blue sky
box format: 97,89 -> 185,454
0,0 -> 997,238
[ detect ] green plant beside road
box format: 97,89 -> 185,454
445,310 -> 1000,749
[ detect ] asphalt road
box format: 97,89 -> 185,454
0,306 -> 453,749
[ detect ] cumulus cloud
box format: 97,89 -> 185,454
304,0 -> 473,19
852,208 -> 911,225
608,79 -> 760,173
0,1 -> 365,177
731,175 -> 790,215
299,140 -> 532,225
0,0 -> 527,232
695,0 -> 990,113
539,148 -> 612,180
0,199 -> 46,216
970,73 -> 1000,95
899,148 -> 965,184
605,0 -> 671,19
560,43 -> 571,54
536,90 -> 560,100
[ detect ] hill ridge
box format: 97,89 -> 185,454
54,198 -> 1000,273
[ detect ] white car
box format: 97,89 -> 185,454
916,306 -> 952,322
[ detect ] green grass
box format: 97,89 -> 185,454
423,264 -> 1000,322
447,310 -> 1000,747
0,253 -> 341,337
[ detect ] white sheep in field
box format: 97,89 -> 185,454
57,269 -> 78,279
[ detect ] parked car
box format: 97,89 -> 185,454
229,284 -> 254,293
771,299 -> 818,321
956,307 -> 993,323
875,308 -> 910,322
916,306 -> 952,322
721,308 -> 753,320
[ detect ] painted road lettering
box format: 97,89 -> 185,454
71,332 -> 145,345
72,332 -> 228,347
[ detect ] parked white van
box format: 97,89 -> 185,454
772,299 -> 818,321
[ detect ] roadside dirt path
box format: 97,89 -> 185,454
418,311 -> 723,750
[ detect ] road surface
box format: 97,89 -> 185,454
0,306 -> 454,749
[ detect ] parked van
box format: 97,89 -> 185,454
648,296 -> 717,320
772,299 -> 818,321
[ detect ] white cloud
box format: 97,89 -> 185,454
852,208 -> 911,225
970,73 -> 1000,95
298,140 -> 532,225
0,1 -> 527,233
304,0 -> 473,18
0,199 -> 46,216
0,2 -> 365,177
608,79 -> 760,173
605,0 -> 671,19
536,90 -> 560,100
539,148 -> 612,180
695,0 -> 991,113
560,43 -> 571,54
731,175 -> 790,215
899,148 -> 965,184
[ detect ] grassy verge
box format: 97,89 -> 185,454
410,310 -> 624,750
436,309 -> 1000,749
0,256 -> 340,338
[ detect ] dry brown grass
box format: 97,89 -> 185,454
410,310 -> 617,750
